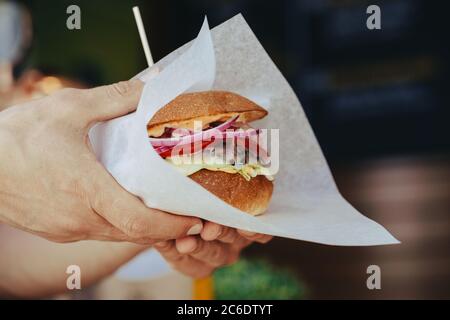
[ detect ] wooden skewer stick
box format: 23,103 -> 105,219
133,6 -> 154,67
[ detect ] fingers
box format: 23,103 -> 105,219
154,241 -> 214,278
200,223 -> 248,251
175,236 -> 237,267
200,222 -> 240,243
238,229 -> 273,244
89,164 -> 203,243
200,222 -> 224,241
201,222 -> 272,247
154,227 -> 269,279
175,236 -> 199,253
69,79 -> 144,126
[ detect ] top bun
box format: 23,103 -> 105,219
147,91 -> 268,137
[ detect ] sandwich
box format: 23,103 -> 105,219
148,91 -> 274,215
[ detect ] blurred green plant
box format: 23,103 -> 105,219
213,258 -> 306,300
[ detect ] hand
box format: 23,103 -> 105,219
0,80 -> 203,243
154,222 -> 272,278
0,70 -> 45,111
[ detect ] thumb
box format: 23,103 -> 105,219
90,163 -> 204,242
80,79 -> 144,126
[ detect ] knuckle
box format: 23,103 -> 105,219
171,215 -> 198,237
122,216 -> 150,239
106,81 -> 132,99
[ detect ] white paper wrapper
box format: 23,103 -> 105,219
90,15 -> 399,246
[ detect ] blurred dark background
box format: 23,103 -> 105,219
6,0 -> 450,299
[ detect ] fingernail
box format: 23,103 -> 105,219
177,238 -> 197,254
187,224 -> 203,236
203,224 -> 222,241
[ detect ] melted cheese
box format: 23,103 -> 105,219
165,158 -> 275,181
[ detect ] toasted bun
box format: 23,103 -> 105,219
148,91 -> 268,137
188,170 -> 273,216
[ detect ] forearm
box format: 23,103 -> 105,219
0,224 -> 148,298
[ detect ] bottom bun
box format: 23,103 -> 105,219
188,170 -> 273,216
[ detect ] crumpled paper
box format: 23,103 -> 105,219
90,14 -> 399,246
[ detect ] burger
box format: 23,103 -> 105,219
148,91 -> 274,216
